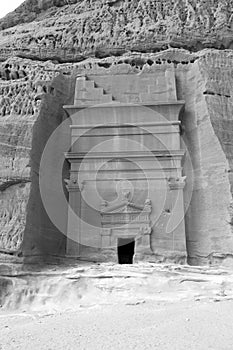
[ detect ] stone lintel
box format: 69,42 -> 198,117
63,100 -> 185,116
70,120 -> 181,129
63,100 -> 185,113
65,150 -> 185,162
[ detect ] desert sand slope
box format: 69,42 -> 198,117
1,263 -> 233,349
1,299 -> 233,349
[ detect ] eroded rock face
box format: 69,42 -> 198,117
0,0 -> 232,265
0,113 -> 32,251
0,58 -> 72,252
9,49 -> 229,265
0,0 -> 233,63
22,73 -> 75,258
180,52 -> 233,265
0,183 -> 30,251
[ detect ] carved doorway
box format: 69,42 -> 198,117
117,238 -> 135,264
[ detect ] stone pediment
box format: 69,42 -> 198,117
100,199 -> 152,237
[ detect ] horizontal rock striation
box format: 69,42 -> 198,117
0,0 -> 233,63
0,59 -> 69,253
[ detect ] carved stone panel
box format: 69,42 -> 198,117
100,198 -> 153,261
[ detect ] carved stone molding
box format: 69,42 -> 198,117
100,198 -> 153,259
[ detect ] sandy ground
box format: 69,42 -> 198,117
1,300 -> 233,350
1,263 -> 233,350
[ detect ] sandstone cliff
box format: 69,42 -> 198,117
181,51 -> 233,265
0,0 -> 233,63
0,58 -> 67,252
0,0 -> 233,265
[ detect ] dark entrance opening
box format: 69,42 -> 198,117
117,238 -> 135,264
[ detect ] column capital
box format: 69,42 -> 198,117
64,179 -> 85,192
167,176 -> 186,190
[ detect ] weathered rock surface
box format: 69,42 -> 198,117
0,112 -> 32,251
21,72 -> 75,258
1,262 -> 233,311
0,58 -> 67,252
0,1 -> 232,265
0,48 -> 233,265
180,51 -> 233,265
0,0 -> 233,63
8,49 -> 228,265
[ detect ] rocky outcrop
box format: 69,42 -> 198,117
1,263 -> 233,311
0,113 -> 32,252
3,48 -> 226,266
179,51 -> 233,265
0,1 -> 233,265
0,58 -> 70,252
0,48 -> 233,265
22,73 -> 75,258
0,58 -> 63,117
0,0 -> 69,31
0,183 -> 30,252
0,0 -> 233,63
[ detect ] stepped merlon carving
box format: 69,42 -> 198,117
74,76 -> 113,105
